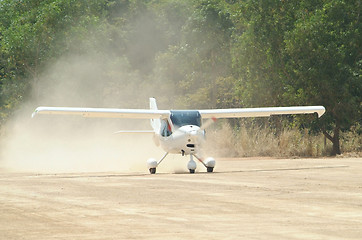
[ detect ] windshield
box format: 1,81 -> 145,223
170,110 -> 201,127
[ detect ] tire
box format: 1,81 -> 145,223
207,167 -> 214,173
189,169 -> 195,174
149,168 -> 156,174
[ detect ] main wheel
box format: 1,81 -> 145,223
189,169 -> 195,174
206,167 -> 214,173
149,168 -> 156,174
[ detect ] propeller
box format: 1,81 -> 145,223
201,117 -> 217,130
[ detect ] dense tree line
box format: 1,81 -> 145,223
0,0 -> 361,155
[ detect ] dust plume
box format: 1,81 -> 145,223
0,5 -> 212,173
0,51 -> 168,173
0,52 -> 223,173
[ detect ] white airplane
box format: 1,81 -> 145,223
32,98 -> 325,174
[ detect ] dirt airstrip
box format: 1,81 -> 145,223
1,157 -> 361,240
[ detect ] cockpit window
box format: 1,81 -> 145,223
170,110 -> 201,127
160,119 -> 172,137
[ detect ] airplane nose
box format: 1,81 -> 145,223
175,125 -> 205,154
189,130 -> 198,137
177,125 -> 204,140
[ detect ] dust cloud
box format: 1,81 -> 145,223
0,10 -> 218,173
0,49 -> 171,173
0,46 -> 209,173
0,57 -> 160,173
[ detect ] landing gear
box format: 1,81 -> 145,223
187,155 -> 197,174
147,153 -> 215,174
204,157 -> 215,173
193,155 -> 216,173
147,152 -> 169,174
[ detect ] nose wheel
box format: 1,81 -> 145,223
187,155 -> 197,174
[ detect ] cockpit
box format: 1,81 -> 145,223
160,110 -> 202,137
170,110 -> 201,127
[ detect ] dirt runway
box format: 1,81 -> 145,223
1,157 -> 361,239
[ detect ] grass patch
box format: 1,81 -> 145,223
204,122 -> 361,158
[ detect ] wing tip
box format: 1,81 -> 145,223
31,108 -> 41,118
317,106 -> 326,118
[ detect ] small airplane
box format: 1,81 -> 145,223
32,98 -> 325,174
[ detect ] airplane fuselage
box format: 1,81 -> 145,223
155,110 -> 205,155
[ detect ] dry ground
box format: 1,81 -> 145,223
1,157 -> 362,240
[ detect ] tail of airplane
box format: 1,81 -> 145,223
150,98 -> 161,134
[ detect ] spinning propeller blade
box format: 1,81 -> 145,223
201,117 -> 217,130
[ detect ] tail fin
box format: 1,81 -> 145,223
150,97 -> 158,111
149,98 -> 160,134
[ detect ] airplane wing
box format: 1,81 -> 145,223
32,107 -> 170,119
33,105 -> 325,119
199,106 -> 325,119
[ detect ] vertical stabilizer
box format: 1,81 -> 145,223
149,98 -> 161,134
150,97 -> 158,111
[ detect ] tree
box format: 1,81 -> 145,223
0,0 -> 109,124
229,0 -> 298,108
153,0 -> 234,108
284,0 -> 361,155
226,1 -> 304,133
226,0 -> 361,154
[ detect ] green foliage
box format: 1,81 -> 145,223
227,0 -> 361,154
230,0 -> 297,107
153,0 -> 234,108
284,0 -> 361,154
285,0 -> 360,119
0,0 -> 110,123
